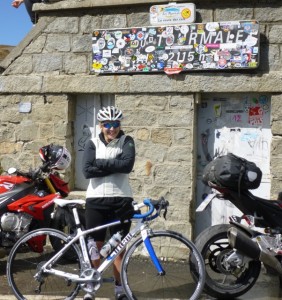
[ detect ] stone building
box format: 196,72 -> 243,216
0,0 -> 281,238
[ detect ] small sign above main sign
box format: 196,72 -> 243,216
150,3 -> 196,25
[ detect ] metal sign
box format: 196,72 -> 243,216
19,102 -> 32,113
91,20 -> 260,75
150,3 -> 196,25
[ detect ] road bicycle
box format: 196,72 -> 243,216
6,197 -> 205,300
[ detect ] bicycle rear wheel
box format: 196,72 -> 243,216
7,228 -> 82,300
121,230 -> 205,300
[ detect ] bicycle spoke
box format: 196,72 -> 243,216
7,229 -> 81,300
121,230 -> 205,300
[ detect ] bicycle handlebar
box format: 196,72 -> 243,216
132,197 -> 169,220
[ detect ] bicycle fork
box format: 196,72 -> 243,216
141,227 -> 165,276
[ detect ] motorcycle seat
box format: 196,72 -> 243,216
241,190 -> 282,208
54,198 -> 86,207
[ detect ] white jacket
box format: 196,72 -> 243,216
85,135 -> 134,198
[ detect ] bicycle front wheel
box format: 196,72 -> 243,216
121,230 -> 205,300
7,228 -> 82,300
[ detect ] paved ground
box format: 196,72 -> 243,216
1,257 -> 281,300
215,272 -> 281,300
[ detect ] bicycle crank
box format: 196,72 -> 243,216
80,268 -> 102,293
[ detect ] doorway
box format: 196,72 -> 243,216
195,93 -> 272,237
74,94 -> 114,190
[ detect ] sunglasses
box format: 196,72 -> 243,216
102,121 -> 120,129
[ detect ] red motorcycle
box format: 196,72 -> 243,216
0,144 -> 71,258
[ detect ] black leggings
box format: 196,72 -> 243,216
24,0 -> 41,24
85,206 -> 131,242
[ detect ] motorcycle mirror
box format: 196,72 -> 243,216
7,167 -> 17,175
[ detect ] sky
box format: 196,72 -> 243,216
0,0 -> 33,46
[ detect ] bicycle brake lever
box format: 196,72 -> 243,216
163,207 -> 168,220
157,197 -> 169,219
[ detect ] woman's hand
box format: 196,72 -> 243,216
12,0 -> 24,8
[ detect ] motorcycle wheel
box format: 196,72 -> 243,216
195,224 -> 261,299
50,207 -> 81,262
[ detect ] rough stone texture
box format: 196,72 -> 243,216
33,53 -> 63,73
64,54 -> 89,74
270,94 -> 282,198
255,4 -> 282,22
80,15 -> 102,34
43,17 -> 80,34
269,25 -> 282,44
45,34 -> 71,52
5,56 -> 33,75
151,129 -> 172,146
115,92 -> 195,236
0,0 -> 281,238
0,94 -> 74,185
23,35 -> 47,54
215,7 -> 254,21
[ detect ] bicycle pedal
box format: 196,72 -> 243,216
83,293 -> 94,300
115,293 -> 128,300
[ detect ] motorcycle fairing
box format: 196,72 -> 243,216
0,175 -> 30,190
28,234 -> 46,253
0,182 -> 34,211
49,173 -> 70,197
7,194 -> 56,220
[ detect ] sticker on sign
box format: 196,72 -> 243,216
150,3 -> 196,26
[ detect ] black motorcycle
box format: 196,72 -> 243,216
195,154 -> 282,299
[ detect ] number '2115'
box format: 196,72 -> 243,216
167,51 -> 195,62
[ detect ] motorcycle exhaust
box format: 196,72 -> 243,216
228,227 -> 282,275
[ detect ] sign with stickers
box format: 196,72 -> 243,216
150,3 -> 196,25
91,20 -> 259,75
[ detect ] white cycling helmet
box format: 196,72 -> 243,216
97,106 -> 123,122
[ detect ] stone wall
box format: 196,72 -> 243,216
117,94 -> 195,235
0,0 -> 281,238
0,94 -> 75,185
270,94 -> 282,198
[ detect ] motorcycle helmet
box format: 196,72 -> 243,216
39,144 -> 71,170
97,106 -> 123,122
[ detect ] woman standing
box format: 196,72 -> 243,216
82,106 -> 135,300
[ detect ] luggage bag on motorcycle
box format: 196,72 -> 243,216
202,153 -> 262,190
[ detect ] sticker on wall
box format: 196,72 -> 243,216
214,104 -> 222,117
248,106 -> 263,126
91,20 -> 260,75
150,3 -> 196,25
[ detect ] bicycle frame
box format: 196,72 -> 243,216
33,199 -> 165,286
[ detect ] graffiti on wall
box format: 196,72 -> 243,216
195,94 -> 272,232
197,94 -> 271,175
91,20 -> 259,74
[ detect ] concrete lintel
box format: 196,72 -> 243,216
1,72 -> 282,94
33,0 -> 186,12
